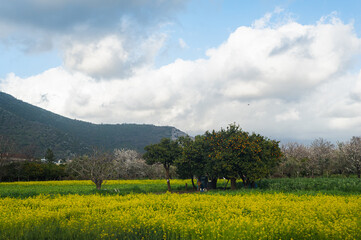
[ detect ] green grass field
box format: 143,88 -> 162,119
1,177 -> 360,198
0,179 -> 193,198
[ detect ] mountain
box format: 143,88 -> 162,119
0,92 -> 187,159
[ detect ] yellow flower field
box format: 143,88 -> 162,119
0,192 -> 360,239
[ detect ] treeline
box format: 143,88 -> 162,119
0,149 -> 172,182
276,137 -> 361,178
1,124 -> 360,185
0,161 -> 67,181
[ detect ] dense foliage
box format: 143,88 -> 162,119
173,124 -> 282,189
144,138 -> 182,191
0,161 -> 67,182
204,124 -> 282,188
0,92 -> 184,158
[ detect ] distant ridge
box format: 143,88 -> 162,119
0,92 -> 187,158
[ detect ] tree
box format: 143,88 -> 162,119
67,149 -> 116,189
204,124 -> 282,189
113,148 -> 149,179
175,135 -> 208,189
278,142 -> 310,177
45,148 -> 55,163
309,138 -> 335,177
143,138 -> 182,191
338,136 -> 361,178
203,128 -> 235,189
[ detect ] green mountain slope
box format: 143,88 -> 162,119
0,92 -> 186,158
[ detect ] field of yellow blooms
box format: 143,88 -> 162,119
0,190 -> 360,239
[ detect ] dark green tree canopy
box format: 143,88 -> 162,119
143,138 -> 182,191
175,135 -> 207,178
144,125 -> 282,190
174,124 -> 282,189
175,135 -> 209,189
144,138 -> 181,167
203,124 -> 282,188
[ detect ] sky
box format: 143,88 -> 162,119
1,0 -> 361,143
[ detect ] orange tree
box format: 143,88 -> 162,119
204,124 -> 282,189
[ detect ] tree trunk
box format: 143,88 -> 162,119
191,177 -> 196,190
230,178 -> 237,190
165,166 -> 171,191
94,179 -> 103,190
224,179 -> 229,190
209,178 -> 217,189
239,173 -> 246,187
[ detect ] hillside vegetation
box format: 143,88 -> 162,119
0,92 -> 185,158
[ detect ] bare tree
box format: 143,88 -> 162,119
338,136 -> 361,178
278,142 -> 310,177
68,149 -> 116,189
309,138 -> 335,177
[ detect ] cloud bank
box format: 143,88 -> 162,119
1,9 -> 361,142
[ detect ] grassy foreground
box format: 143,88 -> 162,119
1,177 -> 360,198
0,179 -> 193,198
0,178 -> 360,239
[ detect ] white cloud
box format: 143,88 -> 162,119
63,36 -> 129,78
62,34 -> 165,79
1,12 -> 361,142
276,109 -> 300,122
329,117 -> 361,130
179,38 -> 188,49
252,12 -> 273,29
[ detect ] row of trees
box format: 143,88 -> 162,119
144,124 -> 282,190
65,124 -> 281,190
1,124 -> 284,189
0,136 -> 61,181
67,148 -> 173,189
2,127 -> 360,191
0,146 -> 170,183
277,137 -> 361,178
0,161 -> 67,181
